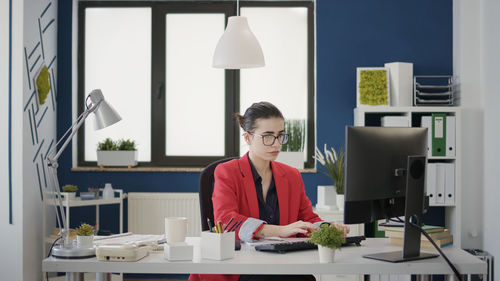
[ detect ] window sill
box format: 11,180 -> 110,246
71,167 -> 317,173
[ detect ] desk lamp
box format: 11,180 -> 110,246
46,89 -> 121,258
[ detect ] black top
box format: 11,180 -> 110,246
249,158 -> 280,225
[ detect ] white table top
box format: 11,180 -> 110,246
42,238 -> 487,275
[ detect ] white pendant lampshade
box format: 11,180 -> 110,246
213,16 -> 265,69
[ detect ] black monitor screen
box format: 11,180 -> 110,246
344,126 -> 427,225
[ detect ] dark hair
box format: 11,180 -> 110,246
234,102 -> 284,132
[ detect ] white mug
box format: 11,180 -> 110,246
165,217 -> 188,244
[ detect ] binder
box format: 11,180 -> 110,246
427,163 -> 437,205
445,163 -> 455,205
421,116 -> 432,158
381,116 -> 410,127
432,113 -> 447,156
446,116 -> 456,157
435,163 -> 445,204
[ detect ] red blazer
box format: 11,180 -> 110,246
190,153 -> 321,281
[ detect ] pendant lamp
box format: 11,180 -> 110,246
212,0 -> 265,69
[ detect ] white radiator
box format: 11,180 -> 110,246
128,192 -> 201,236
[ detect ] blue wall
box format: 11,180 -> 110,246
58,0 -> 452,233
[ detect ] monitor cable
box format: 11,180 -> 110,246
389,217 -> 463,281
46,236 -> 62,281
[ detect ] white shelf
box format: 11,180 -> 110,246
355,106 -> 460,113
428,156 -> 456,160
44,197 -> 122,207
42,189 -> 124,258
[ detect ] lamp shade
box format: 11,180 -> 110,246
213,16 -> 265,69
89,89 -> 122,130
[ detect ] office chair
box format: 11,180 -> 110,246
199,157 -> 238,231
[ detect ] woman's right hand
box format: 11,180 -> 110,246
277,220 -> 318,237
256,220 -> 318,238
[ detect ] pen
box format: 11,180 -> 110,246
223,218 -> 234,232
224,219 -> 237,233
229,220 -> 243,232
207,218 -> 214,232
216,221 -> 222,234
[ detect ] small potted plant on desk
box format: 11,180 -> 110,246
61,184 -> 78,200
97,138 -> 138,168
309,224 -> 346,263
76,223 -> 94,248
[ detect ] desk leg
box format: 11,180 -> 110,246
96,272 -> 111,281
65,272 -> 84,281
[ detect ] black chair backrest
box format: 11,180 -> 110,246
199,157 -> 238,231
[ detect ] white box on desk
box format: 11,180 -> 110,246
385,62 -> 413,106
201,231 -> 235,260
164,242 -> 193,261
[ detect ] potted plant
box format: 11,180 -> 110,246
276,119 -> 305,169
61,184 -> 78,200
96,138 -> 138,168
313,144 -> 345,211
75,223 -> 94,248
309,224 -> 346,263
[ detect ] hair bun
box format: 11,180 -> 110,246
234,113 -> 245,130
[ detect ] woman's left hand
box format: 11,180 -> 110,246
333,223 -> 350,237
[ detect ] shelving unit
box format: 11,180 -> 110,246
354,106 -> 461,246
42,189 -> 125,258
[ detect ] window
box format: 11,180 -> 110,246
78,1 -> 315,168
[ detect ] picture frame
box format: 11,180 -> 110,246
356,67 -> 391,108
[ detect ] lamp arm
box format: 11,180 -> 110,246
49,100 -> 100,162
45,100 -> 100,246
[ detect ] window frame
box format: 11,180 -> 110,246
77,1 -> 315,168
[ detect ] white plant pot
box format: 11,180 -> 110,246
316,185 -> 338,211
97,150 -> 138,167
336,194 -> 345,211
275,151 -> 304,169
318,245 -> 336,263
62,192 -> 76,200
77,235 -> 94,248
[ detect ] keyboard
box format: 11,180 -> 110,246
254,235 -> 366,254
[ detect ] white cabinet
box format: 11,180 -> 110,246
42,189 -> 125,258
353,106 -> 461,246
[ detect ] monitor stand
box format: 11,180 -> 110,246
363,156 -> 439,263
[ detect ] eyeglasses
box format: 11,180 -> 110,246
247,132 -> 289,146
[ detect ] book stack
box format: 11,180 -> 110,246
380,224 -> 453,248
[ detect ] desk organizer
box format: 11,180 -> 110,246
163,242 -> 193,261
200,231 -> 235,260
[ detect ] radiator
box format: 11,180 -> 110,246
128,192 -> 201,237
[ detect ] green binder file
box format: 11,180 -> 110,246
432,113 -> 447,156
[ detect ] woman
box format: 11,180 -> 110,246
190,102 -> 349,281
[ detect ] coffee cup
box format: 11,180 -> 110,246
165,217 -> 188,243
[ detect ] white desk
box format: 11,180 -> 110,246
42,238 -> 486,276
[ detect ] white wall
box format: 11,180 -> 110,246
22,0 -> 58,280
0,0 -> 25,280
482,0 -> 500,277
1,0 -> 57,280
453,0 -> 484,249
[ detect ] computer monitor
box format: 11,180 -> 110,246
344,126 -> 438,262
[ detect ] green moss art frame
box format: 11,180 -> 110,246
36,65 -> 51,105
357,67 -> 390,106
